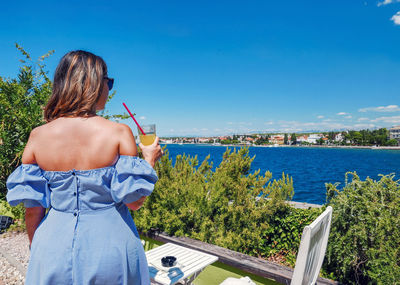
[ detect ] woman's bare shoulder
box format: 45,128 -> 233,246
93,117 -> 131,134
114,123 -> 137,156
27,124 -> 47,143
21,125 -> 44,164
92,117 -> 137,155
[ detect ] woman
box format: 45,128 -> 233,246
6,50 -> 162,284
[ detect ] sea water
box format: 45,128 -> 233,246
163,144 -> 400,204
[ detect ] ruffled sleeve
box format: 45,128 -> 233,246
110,155 -> 158,204
6,164 -> 50,208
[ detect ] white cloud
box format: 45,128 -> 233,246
139,116 -> 146,120
391,11 -> 400,25
358,117 -> 369,121
266,120 -> 353,132
345,115 -> 352,119
239,122 -> 252,126
378,0 -> 392,6
371,115 -> 400,124
378,0 -> 400,6
317,115 -> 324,119
359,104 -> 400,112
353,123 -> 376,129
226,121 -> 253,126
200,128 -> 208,131
264,121 -> 274,125
337,112 -> 348,116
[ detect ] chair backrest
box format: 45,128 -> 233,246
290,206 -> 332,285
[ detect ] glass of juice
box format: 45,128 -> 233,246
138,124 -> 156,146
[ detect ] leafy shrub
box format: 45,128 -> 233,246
0,199 -> 26,231
0,44 -> 53,199
324,172 -> 400,284
135,147 -> 322,266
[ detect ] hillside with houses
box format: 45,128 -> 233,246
160,126 -> 400,147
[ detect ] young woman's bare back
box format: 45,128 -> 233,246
22,116 -> 137,171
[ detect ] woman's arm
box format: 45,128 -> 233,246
22,129 -> 46,247
26,207 -> 45,247
118,124 -> 162,211
125,196 -> 147,211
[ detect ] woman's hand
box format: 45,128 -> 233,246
139,137 -> 163,168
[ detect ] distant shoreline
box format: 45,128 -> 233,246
161,143 -> 400,150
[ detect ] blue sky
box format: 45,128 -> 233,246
1,0 -> 399,136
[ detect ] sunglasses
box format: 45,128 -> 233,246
104,76 -> 114,90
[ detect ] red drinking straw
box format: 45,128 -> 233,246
122,102 -> 146,135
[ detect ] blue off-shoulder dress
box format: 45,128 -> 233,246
6,155 -> 158,285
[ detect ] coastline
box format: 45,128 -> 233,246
161,143 -> 400,150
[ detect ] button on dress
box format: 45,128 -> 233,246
6,155 -> 158,285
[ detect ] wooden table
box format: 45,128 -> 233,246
146,243 -> 219,285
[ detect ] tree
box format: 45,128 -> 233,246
360,129 -> 370,145
374,128 -> 388,146
284,133 -> 288,145
290,133 -> 297,145
328,132 -> 336,143
0,44 -> 53,198
254,135 -> 269,145
386,139 -> 398,146
325,173 -> 400,284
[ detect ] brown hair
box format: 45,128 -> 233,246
44,50 -> 107,122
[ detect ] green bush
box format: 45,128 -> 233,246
324,172 -> 400,284
0,199 -> 26,231
135,147 -> 322,266
0,44 -> 53,199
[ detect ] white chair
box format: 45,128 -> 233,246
219,206 -> 333,285
291,206 -> 333,285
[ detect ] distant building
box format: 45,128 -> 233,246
245,137 -> 254,142
270,135 -> 284,145
335,133 -> 344,142
389,126 -> 400,145
307,134 -> 323,144
297,135 -> 308,143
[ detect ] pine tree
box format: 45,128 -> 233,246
284,133 -> 288,145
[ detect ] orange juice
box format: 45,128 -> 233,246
139,134 -> 156,146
